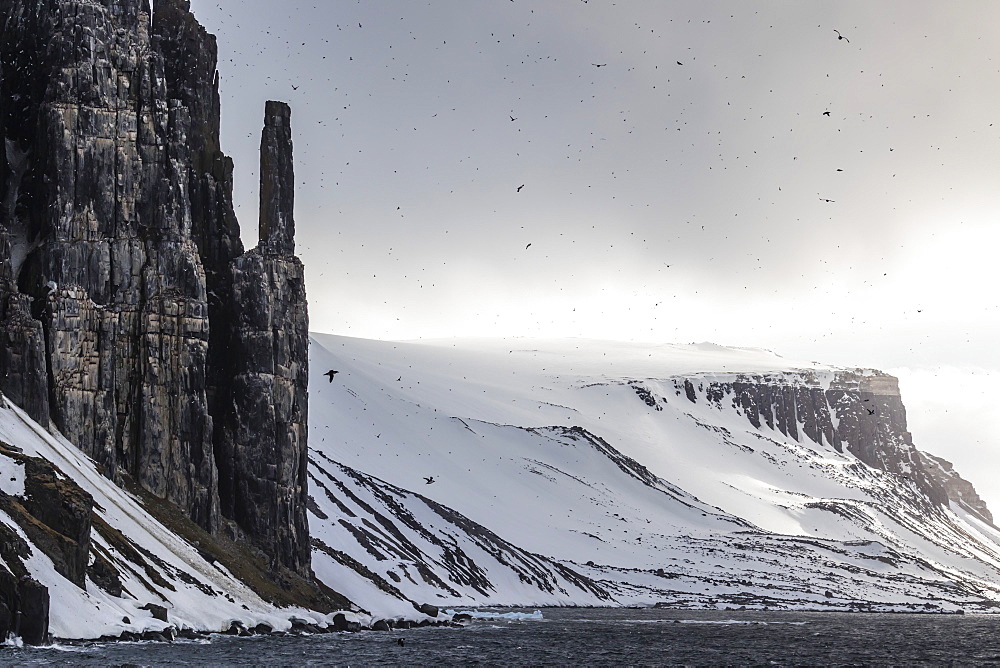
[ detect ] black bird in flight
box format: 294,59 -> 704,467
676,61 -> 683,65
819,198 -> 835,203
867,408 -> 876,415
517,184 -> 525,192
834,29 -> 849,43
424,476 -> 436,485
525,243 -> 532,249
324,370 -> 339,382
510,115 -> 517,121
822,111 -> 831,116
591,63 -> 606,67
291,84 -> 299,90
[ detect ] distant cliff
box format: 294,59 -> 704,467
0,0 -> 310,578
670,370 -> 991,522
303,335 -> 1000,615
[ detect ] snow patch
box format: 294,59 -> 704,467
0,455 -> 25,497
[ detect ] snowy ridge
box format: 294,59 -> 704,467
308,334 -> 1000,612
309,450 -> 611,613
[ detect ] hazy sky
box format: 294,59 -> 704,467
188,1 -> 1000,511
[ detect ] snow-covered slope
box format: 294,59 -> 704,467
2,333 -> 996,638
0,396 -> 340,639
308,335 -> 1000,613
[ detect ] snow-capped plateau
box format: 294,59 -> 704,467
307,334 -> 1000,614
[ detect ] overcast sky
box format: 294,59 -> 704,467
188,0 -> 1000,512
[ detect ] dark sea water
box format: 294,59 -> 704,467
4,608 -> 1000,667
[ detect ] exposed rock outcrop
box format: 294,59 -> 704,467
0,0 -> 312,581
0,441 -> 93,645
675,370 -> 981,513
0,523 -> 50,645
0,443 -> 94,589
919,451 -> 994,525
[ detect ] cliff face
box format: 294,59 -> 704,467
676,370 -> 966,512
0,0 -> 310,575
919,451 -> 994,525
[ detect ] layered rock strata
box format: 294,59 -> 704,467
919,451 -> 994,525
672,370 -> 979,513
0,0 -> 311,575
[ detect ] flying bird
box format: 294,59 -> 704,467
822,111 -> 831,116
819,198 -> 835,203
291,84 -> 299,90
510,115 -> 517,121
424,476 -> 436,485
324,370 -> 339,382
676,61 -> 683,65
834,29 -> 849,43
525,243 -> 532,249
591,63 -> 606,67
867,408 -> 876,415
517,184 -> 524,192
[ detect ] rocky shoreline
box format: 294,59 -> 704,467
59,606 -> 474,646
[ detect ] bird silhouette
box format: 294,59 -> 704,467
591,63 -> 606,67
822,111 -> 831,116
525,243 -> 532,249
424,476 -> 436,485
324,370 -> 339,382
291,84 -> 299,90
834,29 -> 849,43
819,198 -> 835,203
867,408 -> 876,415
517,184 -> 524,192
510,115 -> 517,121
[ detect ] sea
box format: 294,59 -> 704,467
2,607 -> 999,667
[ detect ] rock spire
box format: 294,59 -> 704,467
224,101 -> 310,574
0,0 -> 312,574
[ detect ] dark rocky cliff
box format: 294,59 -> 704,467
919,451 -> 994,525
0,0 -> 311,577
672,370 -> 988,518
